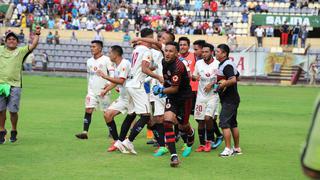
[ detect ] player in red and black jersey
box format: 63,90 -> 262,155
152,42 -> 195,167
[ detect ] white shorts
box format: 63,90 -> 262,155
153,96 -> 165,116
127,87 -> 151,114
85,93 -> 111,111
108,96 -> 130,114
194,95 -> 219,120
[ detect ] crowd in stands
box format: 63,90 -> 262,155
2,0 -> 317,48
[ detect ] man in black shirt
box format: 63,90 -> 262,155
215,44 -> 241,157
153,42 -> 194,167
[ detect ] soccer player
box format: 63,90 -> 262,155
192,40 -> 206,61
153,42 -> 194,167
192,43 -> 219,152
121,28 -> 163,154
75,40 -> 114,139
148,47 -> 168,157
96,45 -> 131,153
215,44 -> 241,157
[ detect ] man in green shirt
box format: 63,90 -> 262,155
301,97 -> 320,179
0,27 -> 41,144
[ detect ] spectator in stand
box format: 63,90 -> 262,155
203,0 -> 210,19
300,0 -> 308,9
94,30 -> 104,41
48,16 -> 55,29
292,23 -> 301,47
280,21 -> 290,46
54,31 -> 60,44
213,16 -> 222,26
188,24 -> 195,35
301,25 -> 308,48
72,16 -> 81,30
86,18 -> 96,31
20,14 -> 27,28
227,31 -> 238,51
210,0 -> 218,17
255,3 -> 262,12
71,5 -> 78,19
23,52 -> 35,72
123,31 -> 131,42
185,0 -> 191,10
260,1 -> 269,13
202,21 -> 210,34
17,29 -> 25,43
71,30 -> 78,42
266,26 -> 274,37
41,51 -> 49,71
122,17 -> 130,32
0,12 -> 5,27
247,1 -> 256,12
255,26 -> 265,47
46,31 -> 54,44
194,0 -> 202,19
224,17 -> 233,34
16,2 -> 26,20
206,25 -> 214,36
289,0 -> 296,8
113,18 -> 121,32
250,21 -> 257,36
213,24 -> 221,35
79,3 -> 89,17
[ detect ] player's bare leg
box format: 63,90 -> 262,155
9,112 -> 18,142
75,108 -> 94,139
0,110 -> 7,144
231,127 -> 241,155
220,128 -> 233,157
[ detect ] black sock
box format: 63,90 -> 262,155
180,131 -> 188,144
198,128 -> 205,145
128,115 -> 150,142
83,112 -> 92,132
107,120 -> 118,140
119,113 -> 136,141
206,128 -> 214,142
174,124 -> 179,140
155,123 -> 165,147
164,122 -> 176,155
186,128 -> 195,147
213,120 -> 222,137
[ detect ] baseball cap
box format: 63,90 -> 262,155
5,31 -> 19,41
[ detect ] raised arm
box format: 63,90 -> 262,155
28,26 -> 41,52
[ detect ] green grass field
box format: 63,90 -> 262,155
0,75 -> 318,180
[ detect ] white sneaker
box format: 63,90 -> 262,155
232,147 -> 242,155
114,140 -> 129,154
122,139 -> 137,155
219,147 -> 233,157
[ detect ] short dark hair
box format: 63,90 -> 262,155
178,37 -> 190,46
111,45 -> 123,56
164,31 -> 175,41
140,28 -> 154,38
166,41 -> 179,52
193,40 -> 206,48
91,40 -> 103,48
202,43 -> 214,52
217,44 -> 230,57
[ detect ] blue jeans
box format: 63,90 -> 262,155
292,34 -> 299,47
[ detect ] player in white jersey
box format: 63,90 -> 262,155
192,43 -> 220,152
96,45 -> 132,153
75,40 -> 114,140
121,28 -> 164,154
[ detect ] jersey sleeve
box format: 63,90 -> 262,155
142,50 -> 152,63
118,61 -> 130,79
223,65 -> 236,79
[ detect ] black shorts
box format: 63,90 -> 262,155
165,98 -> 192,125
219,103 -> 239,129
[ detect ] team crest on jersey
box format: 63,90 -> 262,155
172,75 -> 179,82
166,103 -> 171,109
94,67 -> 98,71
167,70 -> 171,76
205,73 -> 211,77
122,67 -> 126,71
